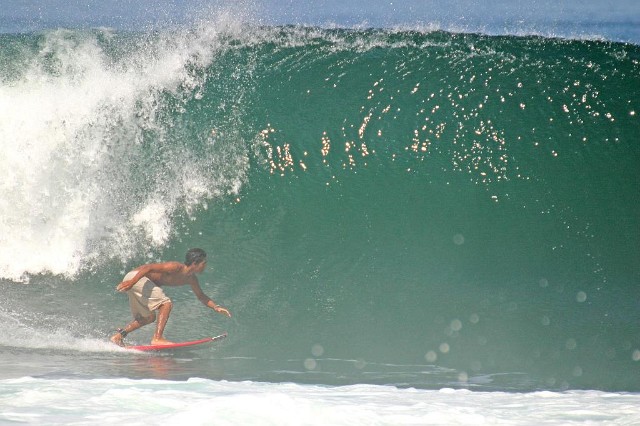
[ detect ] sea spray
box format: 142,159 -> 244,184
0,24 -> 251,281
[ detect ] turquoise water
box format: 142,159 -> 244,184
1,20 -> 639,423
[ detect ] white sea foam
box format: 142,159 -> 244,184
0,306 -> 123,353
0,377 -> 639,425
0,21 -> 249,282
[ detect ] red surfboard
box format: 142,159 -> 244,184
126,332 -> 227,351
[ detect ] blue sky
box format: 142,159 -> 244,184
2,0 -> 639,42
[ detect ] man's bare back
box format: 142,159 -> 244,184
144,262 -> 197,287
116,261 -> 200,291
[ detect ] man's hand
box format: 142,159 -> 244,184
215,306 -> 232,318
116,279 -> 135,292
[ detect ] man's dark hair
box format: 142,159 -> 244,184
185,248 -> 207,266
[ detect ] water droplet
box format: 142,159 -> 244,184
450,319 -> 462,331
425,351 -> 438,362
303,358 -> 317,370
576,291 -> 587,303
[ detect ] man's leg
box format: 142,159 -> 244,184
110,313 -> 156,346
151,301 -> 173,345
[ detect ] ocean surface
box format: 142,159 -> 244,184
1,12 -> 639,424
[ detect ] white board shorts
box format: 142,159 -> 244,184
124,270 -> 171,318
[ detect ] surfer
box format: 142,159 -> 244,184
110,248 -> 231,347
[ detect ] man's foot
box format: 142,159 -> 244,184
110,333 -> 125,347
150,337 -> 174,346
110,328 -> 128,347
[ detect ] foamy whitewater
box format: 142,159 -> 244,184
3,377 -> 640,425
1,3 -> 639,424
0,21 -> 248,281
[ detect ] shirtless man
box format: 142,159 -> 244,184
110,248 -> 231,347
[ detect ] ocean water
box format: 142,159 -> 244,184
1,11 -> 639,424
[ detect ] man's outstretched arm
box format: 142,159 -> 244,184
190,280 -> 232,317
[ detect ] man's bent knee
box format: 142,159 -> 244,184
136,313 -> 156,324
